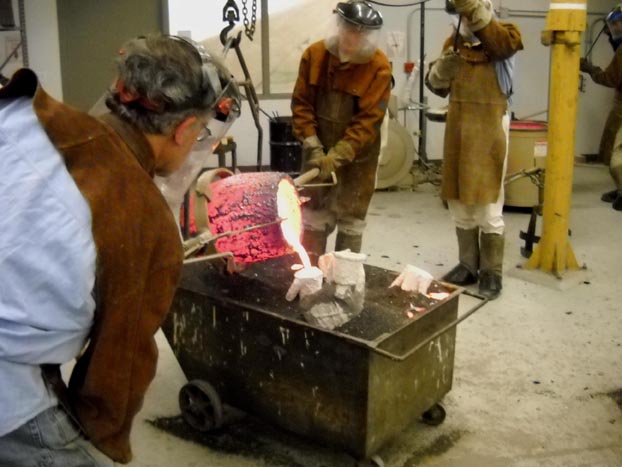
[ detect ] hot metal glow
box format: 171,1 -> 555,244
277,179 -> 311,269
208,172 -> 301,263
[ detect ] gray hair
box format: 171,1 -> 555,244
105,35 -> 217,135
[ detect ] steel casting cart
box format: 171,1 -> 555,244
161,255 -> 484,466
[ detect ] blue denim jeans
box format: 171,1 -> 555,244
0,405 -> 115,467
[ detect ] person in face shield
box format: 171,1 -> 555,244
425,0 -> 523,300
0,34 -> 239,466
581,5 -> 622,211
291,0 -> 391,256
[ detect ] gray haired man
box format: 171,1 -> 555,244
0,35 -> 240,465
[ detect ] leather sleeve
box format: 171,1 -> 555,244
30,78 -> 184,465
476,21 -> 524,60
590,47 -> 622,90
68,234 -> 181,463
291,47 -> 319,141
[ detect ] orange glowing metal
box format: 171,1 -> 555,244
208,172 -> 303,263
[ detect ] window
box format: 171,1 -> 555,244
267,0 -> 334,94
167,0 -> 336,97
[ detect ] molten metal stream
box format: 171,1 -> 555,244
276,179 -> 311,269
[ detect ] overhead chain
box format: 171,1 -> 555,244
241,0 -> 257,41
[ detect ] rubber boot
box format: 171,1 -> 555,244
479,232 -> 504,300
442,228 -> 479,286
302,229 -> 328,264
601,189 -> 618,202
335,231 -> 363,253
610,163 -> 622,210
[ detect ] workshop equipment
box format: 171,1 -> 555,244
376,115 -> 416,189
221,0 -> 263,170
504,120 -> 548,208
162,255 -> 485,466
269,116 -> 303,174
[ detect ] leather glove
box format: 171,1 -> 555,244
390,264 -> 433,295
428,48 -> 462,90
307,140 -> 355,181
453,0 -> 492,31
580,58 -> 597,75
302,135 -> 325,161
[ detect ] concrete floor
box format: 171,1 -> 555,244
128,164 -> 621,467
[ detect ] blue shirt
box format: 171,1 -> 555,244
0,96 -> 96,436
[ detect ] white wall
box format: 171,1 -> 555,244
227,0 -> 616,166
23,0 -> 62,100
16,0 -> 615,166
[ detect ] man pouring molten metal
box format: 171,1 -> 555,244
291,0 -> 392,257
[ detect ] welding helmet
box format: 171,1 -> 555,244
325,1 -> 383,64
606,5 -> 622,43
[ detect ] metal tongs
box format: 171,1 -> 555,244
183,218 -> 285,262
293,168 -> 338,188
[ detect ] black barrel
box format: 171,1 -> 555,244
269,116 -> 302,174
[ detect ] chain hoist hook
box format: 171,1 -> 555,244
220,0 -> 240,46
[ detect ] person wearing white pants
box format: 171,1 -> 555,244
426,0 -> 523,299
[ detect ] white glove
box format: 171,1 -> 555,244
428,48 -> 462,90
454,0 -> 493,32
390,265 -> 433,295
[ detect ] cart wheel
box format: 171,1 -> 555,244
421,403 -> 446,426
178,379 -> 223,431
356,455 -> 384,467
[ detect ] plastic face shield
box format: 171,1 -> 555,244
335,17 -> 379,62
188,39 -> 241,151
193,81 -> 241,154
607,9 -> 622,41
156,39 -> 241,225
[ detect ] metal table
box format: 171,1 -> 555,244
162,255 -> 483,464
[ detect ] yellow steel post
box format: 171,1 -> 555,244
525,0 -> 586,276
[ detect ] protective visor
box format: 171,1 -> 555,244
326,16 -> 380,64
607,7 -> 622,41
155,38 -> 241,225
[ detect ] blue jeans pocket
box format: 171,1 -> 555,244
39,406 -> 81,449
36,406 -> 115,466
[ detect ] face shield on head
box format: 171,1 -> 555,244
154,39 -> 241,228
607,6 -> 622,42
325,1 -> 383,64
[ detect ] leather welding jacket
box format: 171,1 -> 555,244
587,45 -> 622,164
427,21 -> 523,205
291,40 -> 391,228
0,69 -> 183,463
